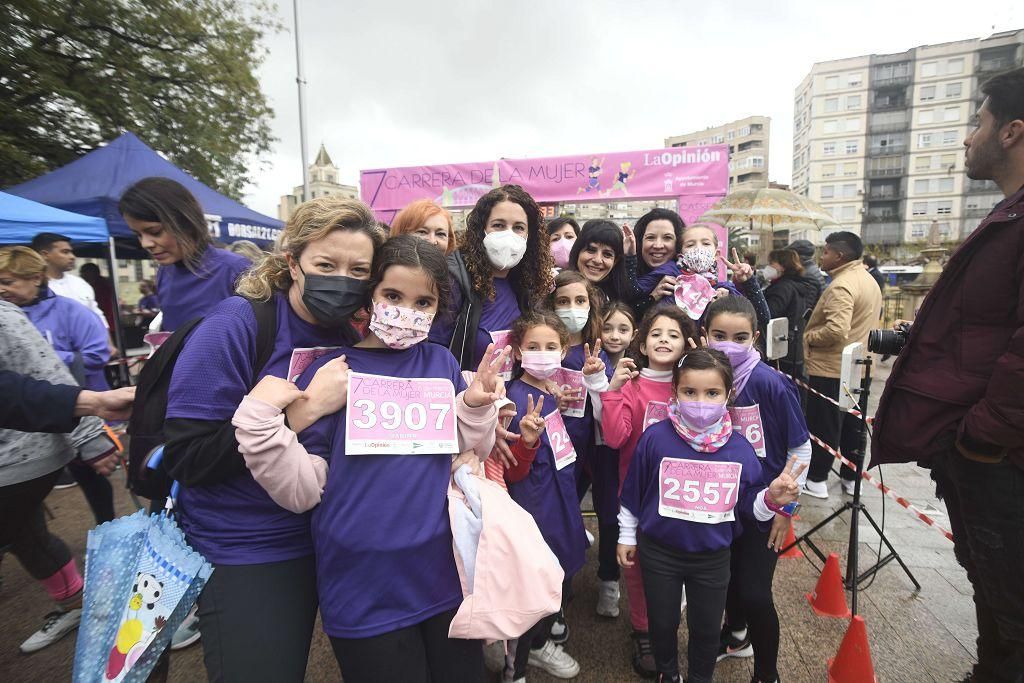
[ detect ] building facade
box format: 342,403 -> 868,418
792,29 -> 1023,248
278,145 -> 359,221
665,116 -> 771,192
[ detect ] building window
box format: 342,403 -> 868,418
912,202 -> 928,216
841,184 -> 857,198
118,259 -> 128,268
825,98 -> 839,113
824,120 -> 839,134
946,58 -> 964,74
845,118 -> 860,132
712,134 -> 724,143
825,75 -> 839,90
911,223 -> 928,238
845,140 -> 859,154
751,157 -> 764,167
944,107 -> 960,122
823,142 -> 836,156
939,153 -> 956,169
727,130 -> 735,140
920,85 -> 936,101
846,94 -> 861,110
939,177 -> 954,193
936,201 -> 953,215
945,82 -> 962,98
921,62 -> 938,78
821,185 -> 835,199
942,130 -> 958,146
914,179 -> 930,193
822,163 -> 836,178
918,133 -> 933,148
740,126 -> 751,136
841,206 -> 857,221
843,162 -> 858,176
915,155 -> 931,171
848,72 -> 863,87
918,109 -> 934,124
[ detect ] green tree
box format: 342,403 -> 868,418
0,0 -> 279,198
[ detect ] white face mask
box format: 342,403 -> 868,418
556,308 -> 590,334
762,265 -> 780,281
483,231 -> 528,271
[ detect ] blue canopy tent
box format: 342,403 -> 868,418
0,191 -> 109,244
6,131 -> 282,250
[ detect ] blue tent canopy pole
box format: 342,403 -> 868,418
105,236 -> 129,385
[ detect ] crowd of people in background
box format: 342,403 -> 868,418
0,65 -> 1021,683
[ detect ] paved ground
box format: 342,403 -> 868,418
0,357 -> 977,682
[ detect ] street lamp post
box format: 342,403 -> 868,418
293,0 -> 310,202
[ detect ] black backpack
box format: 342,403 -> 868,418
126,298 -> 278,500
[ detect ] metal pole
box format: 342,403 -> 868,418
293,0 -> 310,202
106,237 -> 129,386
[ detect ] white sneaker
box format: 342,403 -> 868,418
680,584 -> 687,613
528,640 -> 580,678
19,609 -> 82,653
803,479 -> 829,499
596,580 -> 620,618
170,604 -> 201,650
841,479 -> 857,496
585,529 -> 595,545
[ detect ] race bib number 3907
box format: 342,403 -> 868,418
658,457 -> 742,524
344,372 -> 458,456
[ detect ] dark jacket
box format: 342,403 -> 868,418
872,185 -> 1024,469
0,371 -> 81,433
764,273 -> 818,369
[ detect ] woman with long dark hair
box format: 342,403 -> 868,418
567,219 -> 643,306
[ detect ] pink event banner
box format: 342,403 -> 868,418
361,146 -> 729,212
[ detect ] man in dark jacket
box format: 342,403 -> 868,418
785,239 -> 824,309
872,67 -> 1024,682
863,255 -> 886,292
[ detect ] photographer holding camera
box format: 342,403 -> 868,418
801,231 -> 882,499
872,68 -> 1024,683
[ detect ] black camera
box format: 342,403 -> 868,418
868,322 -> 910,356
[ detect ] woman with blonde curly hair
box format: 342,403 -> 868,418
429,184 -> 554,370
389,198 -> 455,255
160,196 -> 383,682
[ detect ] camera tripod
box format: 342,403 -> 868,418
782,355 -> 920,615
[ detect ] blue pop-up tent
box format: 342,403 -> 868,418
6,132 -> 282,247
0,191 -> 109,244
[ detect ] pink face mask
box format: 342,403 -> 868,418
520,350 -> 562,379
549,238 -> 575,269
368,301 -> 434,349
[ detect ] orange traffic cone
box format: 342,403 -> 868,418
828,615 -> 877,682
780,522 -> 803,559
806,553 -> 851,618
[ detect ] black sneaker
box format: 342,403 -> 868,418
632,631 -> 657,679
53,469 -> 77,490
716,626 -> 753,661
549,611 -> 569,644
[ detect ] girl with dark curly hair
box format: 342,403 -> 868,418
429,184 -> 554,370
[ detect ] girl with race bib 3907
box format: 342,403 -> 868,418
617,349 -> 805,683
702,296 -> 811,683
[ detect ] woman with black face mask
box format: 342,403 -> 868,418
160,197 -> 383,682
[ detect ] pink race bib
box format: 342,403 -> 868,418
550,367 -> 586,418
729,404 -> 766,459
643,401 -> 669,431
288,346 -> 343,383
489,330 -> 515,380
658,457 -> 743,524
673,273 -> 716,320
544,409 -> 577,470
344,372 -> 458,455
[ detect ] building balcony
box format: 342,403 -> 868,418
868,190 -> 903,201
868,145 -> 907,156
872,75 -> 912,88
963,207 -> 993,219
977,59 -> 1013,75
966,179 -> 999,193
862,222 -> 903,245
871,99 -> 908,112
866,165 -> 905,178
869,121 -> 909,133
864,213 -> 901,223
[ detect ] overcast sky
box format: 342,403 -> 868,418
241,0 -> 1019,217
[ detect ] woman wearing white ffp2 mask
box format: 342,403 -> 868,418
427,185 -> 555,374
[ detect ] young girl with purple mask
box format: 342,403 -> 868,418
617,348 -> 805,683
703,296 -> 810,683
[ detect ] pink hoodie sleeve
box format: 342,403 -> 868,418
599,384 -> 635,449
456,391 -> 498,459
232,396 -> 328,514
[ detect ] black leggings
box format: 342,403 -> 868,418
724,522 -> 781,681
806,375 -> 865,483
638,533 -> 730,683
196,555 -> 318,683
0,469 -> 73,581
330,608 -> 483,683
66,459 -> 115,524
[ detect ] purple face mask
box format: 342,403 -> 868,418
708,340 -> 760,396
671,400 -> 728,431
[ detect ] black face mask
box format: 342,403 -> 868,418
300,268 -> 368,327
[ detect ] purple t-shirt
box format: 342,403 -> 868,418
735,363 -> 809,485
506,378 -> 588,579
166,294 -> 349,565
429,276 -> 521,367
296,343 -> 467,639
636,261 -> 680,296
620,420 -> 764,553
156,246 -> 250,331
561,343 -> 613,469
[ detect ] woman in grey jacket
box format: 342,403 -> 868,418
0,301 -> 118,654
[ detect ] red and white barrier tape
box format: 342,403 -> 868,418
773,367 -> 873,423
808,432 -> 954,543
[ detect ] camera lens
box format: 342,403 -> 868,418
868,329 -> 905,356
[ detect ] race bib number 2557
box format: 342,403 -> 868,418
658,457 -> 743,524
